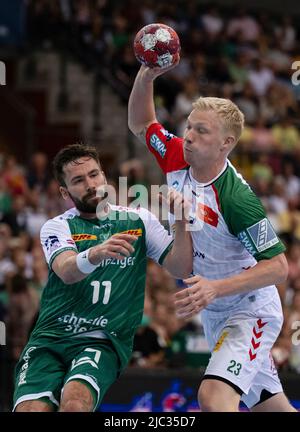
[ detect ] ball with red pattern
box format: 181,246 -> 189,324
133,23 -> 181,68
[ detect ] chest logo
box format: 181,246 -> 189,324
72,234 -> 98,242
119,229 -> 142,236
196,203 -> 219,227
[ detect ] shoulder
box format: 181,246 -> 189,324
110,204 -> 157,223
215,161 -> 260,210
41,208 -> 79,233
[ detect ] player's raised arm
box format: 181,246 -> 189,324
128,22 -> 180,142
128,65 -> 167,141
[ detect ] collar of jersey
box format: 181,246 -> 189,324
188,160 -> 228,189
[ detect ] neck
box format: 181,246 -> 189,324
79,211 -> 97,220
191,160 -> 227,183
78,203 -> 110,220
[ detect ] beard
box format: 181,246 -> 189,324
68,191 -> 99,214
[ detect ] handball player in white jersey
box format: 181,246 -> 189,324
128,60 -> 296,412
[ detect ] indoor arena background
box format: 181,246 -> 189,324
1,0 -> 300,412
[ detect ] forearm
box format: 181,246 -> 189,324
55,246 -> 103,285
128,67 -> 157,134
53,234 -> 137,285
213,254 -> 288,298
164,221 -> 193,278
57,254 -> 87,284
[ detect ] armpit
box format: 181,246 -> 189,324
135,127 -> 148,145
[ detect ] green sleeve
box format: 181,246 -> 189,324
215,172 -> 285,261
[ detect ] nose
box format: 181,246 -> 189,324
85,177 -> 96,192
184,128 -> 193,144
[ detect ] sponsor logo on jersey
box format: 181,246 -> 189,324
99,256 -> 136,269
196,203 -> 218,227
150,133 -> 166,158
160,128 -> 175,141
44,235 -> 61,254
193,250 -> 205,259
246,218 -> 279,253
72,234 -> 98,242
18,346 -> 37,386
58,313 -> 108,334
237,231 -> 256,256
171,180 -> 179,190
119,229 -> 142,236
213,331 -> 228,352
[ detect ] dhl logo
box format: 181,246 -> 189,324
213,331 -> 228,352
119,229 -> 142,236
72,234 -> 98,242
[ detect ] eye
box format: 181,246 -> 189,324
92,171 -> 100,179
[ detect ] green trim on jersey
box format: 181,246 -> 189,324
158,240 -> 173,265
214,164 -> 285,261
49,247 -> 76,268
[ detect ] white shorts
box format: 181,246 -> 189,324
201,294 -> 284,408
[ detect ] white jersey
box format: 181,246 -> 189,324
145,123 -> 286,315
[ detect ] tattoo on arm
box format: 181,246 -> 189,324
136,127 -> 148,145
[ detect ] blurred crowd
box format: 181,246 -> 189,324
1,1 -> 300,405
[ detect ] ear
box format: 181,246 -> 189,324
221,135 -> 235,153
102,171 -> 107,184
60,186 -> 69,201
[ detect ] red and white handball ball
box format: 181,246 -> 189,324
133,23 -> 181,68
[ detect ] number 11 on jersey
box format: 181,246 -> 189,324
90,280 -> 111,304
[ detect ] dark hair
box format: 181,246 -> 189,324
53,143 -> 101,186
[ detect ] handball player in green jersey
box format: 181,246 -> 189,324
13,144 -> 192,412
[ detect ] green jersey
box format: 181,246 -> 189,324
34,205 -> 173,368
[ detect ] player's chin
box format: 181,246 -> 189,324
183,148 -> 192,163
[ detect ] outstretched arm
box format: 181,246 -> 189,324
128,61 -> 179,141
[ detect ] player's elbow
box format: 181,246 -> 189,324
274,253 -> 289,284
60,274 -> 75,285
58,270 -> 80,285
168,262 -> 193,279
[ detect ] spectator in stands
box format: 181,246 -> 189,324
6,274 -> 39,362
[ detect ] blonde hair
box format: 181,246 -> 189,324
192,97 -> 245,142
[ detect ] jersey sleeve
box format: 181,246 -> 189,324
220,183 -> 285,261
40,217 -> 78,268
137,207 -> 173,265
145,122 -> 188,174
